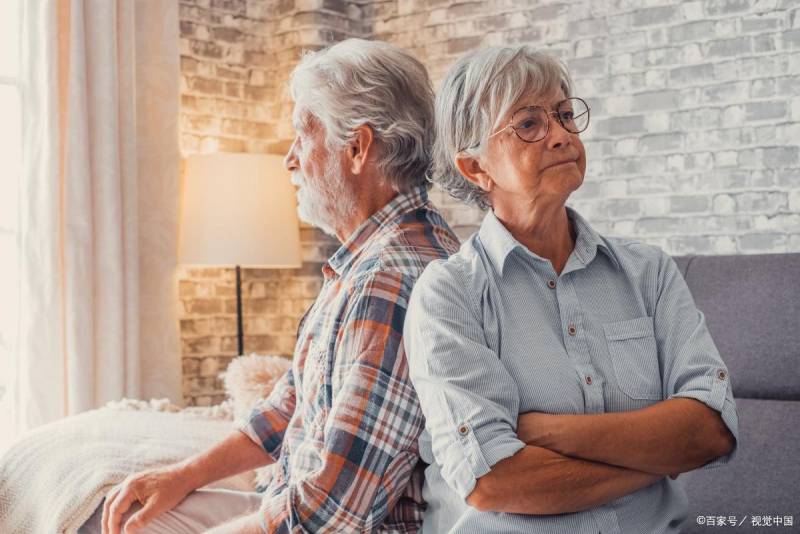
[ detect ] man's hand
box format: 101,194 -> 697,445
204,512 -> 264,534
102,463 -> 195,534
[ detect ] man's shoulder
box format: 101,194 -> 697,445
364,205 -> 460,278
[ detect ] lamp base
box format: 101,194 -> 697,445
236,265 -> 244,355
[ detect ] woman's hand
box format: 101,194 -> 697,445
518,399 -> 734,476
101,463 -> 196,534
517,411 -> 562,449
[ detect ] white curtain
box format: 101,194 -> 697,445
17,0 -> 181,432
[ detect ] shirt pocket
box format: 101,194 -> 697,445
603,316 -> 662,401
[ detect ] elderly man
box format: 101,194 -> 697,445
83,38 -> 459,534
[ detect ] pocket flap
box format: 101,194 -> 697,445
603,316 -> 654,341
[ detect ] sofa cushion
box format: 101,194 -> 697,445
681,253 -> 800,400
680,398 -> 799,533
673,255 -> 691,278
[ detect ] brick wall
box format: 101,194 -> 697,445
370,0 -> 800,252
178,0 -> 800,405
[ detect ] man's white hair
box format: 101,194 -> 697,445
433,46 -> 574,210
289,38 -> 435,192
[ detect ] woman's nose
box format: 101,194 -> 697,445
546,114 -> 571,149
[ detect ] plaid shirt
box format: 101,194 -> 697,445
239,185 -> 459,533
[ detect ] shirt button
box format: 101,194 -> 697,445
585,375 -> 593,385
568,324 -> 577,336
717,370 -> 727,380
458,424 -> 469,436
547,279 -> 556,289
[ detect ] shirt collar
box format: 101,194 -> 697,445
477,206 -> 619,276
326,185 -> 430,276
568,206 -> 619,270
477,209 -> 523,276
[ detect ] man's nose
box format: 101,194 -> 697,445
284,139 -> 299,171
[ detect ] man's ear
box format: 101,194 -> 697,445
455,152 -> 494,193
346,124 -> 374,175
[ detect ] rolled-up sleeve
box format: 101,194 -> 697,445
404,260 -> 525,499
238,367 -> 296,462
654,252 -> 739,468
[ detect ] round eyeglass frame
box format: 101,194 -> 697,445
488,97 -> 591,145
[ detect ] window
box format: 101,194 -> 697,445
0,0 -> 22,453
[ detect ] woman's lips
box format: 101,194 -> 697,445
544,160 -> 577,170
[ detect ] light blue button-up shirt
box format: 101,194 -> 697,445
404,207 -> 739,534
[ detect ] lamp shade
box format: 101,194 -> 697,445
179,153 -> 302,268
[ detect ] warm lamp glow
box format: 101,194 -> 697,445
179,153 -> 302,268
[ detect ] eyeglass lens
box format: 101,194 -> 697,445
511,98 -> 590,142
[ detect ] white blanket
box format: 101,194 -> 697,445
0,400 -> 256,534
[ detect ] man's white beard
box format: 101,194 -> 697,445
294,154 -> 356,238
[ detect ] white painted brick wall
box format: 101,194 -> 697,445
371,0 -> 800,254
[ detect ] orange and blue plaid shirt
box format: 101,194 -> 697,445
239,185 -> 459,533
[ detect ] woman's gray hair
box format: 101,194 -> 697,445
433,46 -> 574,210
289,39 -> 435,193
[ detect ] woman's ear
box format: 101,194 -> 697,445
455,152 -> 494,193
346,124 -> 374,175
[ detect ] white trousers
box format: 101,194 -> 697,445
79,488 -> 263,534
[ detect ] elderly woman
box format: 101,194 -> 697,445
404,46 -> 739,533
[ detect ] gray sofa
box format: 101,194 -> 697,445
673,253 -> 799,533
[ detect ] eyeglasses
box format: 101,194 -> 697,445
488,97 -> 590,144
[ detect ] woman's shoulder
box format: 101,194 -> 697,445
425,232 -> 492,275
570,208 -> 670,271
415,233 -> 491,299
598,234 -> 678,282
601,234 -> 669,263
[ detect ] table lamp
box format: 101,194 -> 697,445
179,152 -> 302,355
